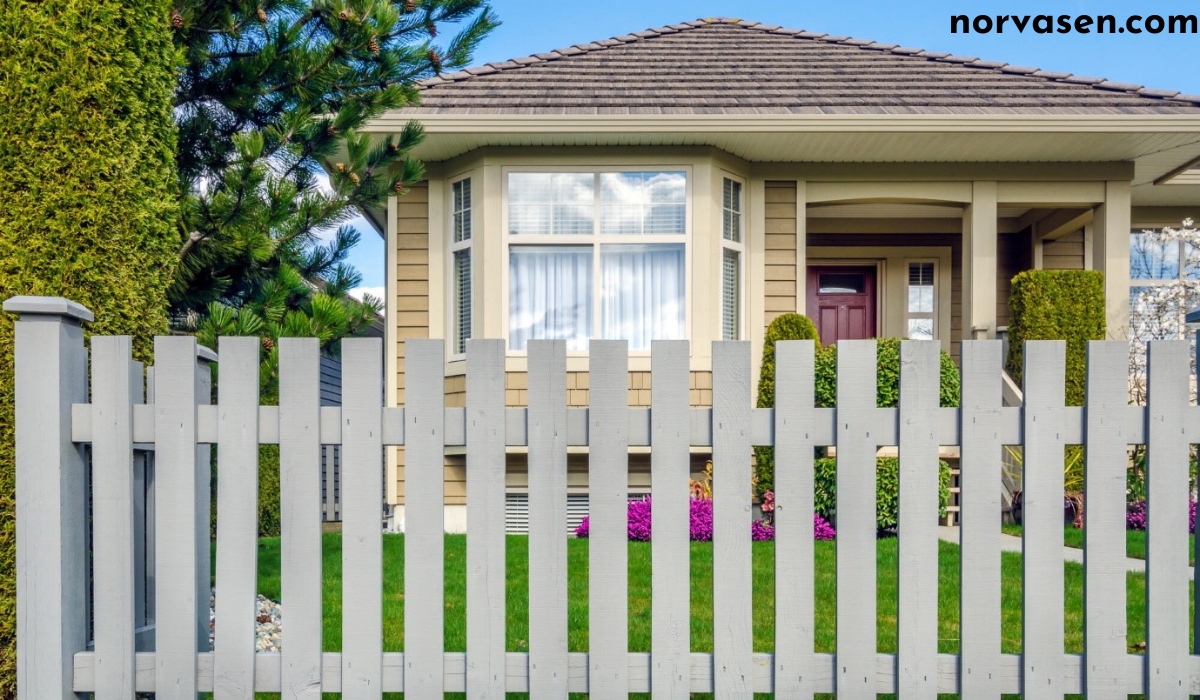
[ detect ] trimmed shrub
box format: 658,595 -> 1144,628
814,338 -> 961,409
814,457 -> 953,531
0,1 -> 179,693
1006,270 -> 1105,406
754,314 -> 820,494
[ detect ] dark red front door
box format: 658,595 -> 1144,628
805,266 -> 877,346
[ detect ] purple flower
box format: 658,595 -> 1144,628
751,519 -> 774,541
1126,499 -> 1196,533
689,497 -> 713,541
814,514 -> 837,541
628,496 -> 653,541
574,515 -> 590,538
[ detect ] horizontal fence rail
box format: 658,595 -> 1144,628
8,295 -> 1200,700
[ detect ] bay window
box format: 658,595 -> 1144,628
506,170 -> 688,351
906,262 -> 936,340
721,177 -> 743,340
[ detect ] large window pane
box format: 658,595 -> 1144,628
599,171 -> 686,235
508,173 -> 594,234
509,246 -> 593,351
1131,230 -> 1179,280
599,244 -> 685,350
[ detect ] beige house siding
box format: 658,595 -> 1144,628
394,182 -> 430,506
1043,230 -> 1086,270
764,181 -> 798,333
500,370 -> 713,408
997,229 -> 1033,329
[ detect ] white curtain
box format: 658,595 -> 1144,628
509,246 -> 593,351
600,244 -> 685,350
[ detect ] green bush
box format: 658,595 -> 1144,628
0,2 -> 178,694
814,457 -> 952,531
813,338 -> 961,409
1006,270 -> 1105,406
754,314 -> 820,494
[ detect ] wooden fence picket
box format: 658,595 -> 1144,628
650,339 -> 691,700
465,339 -> 507,700
154,336 -> 200,699
897,341 -> 940,700
957,341 -> 1003,700
1145,339 -> 1191,700
1082,341 -> 1130,700
588,340 -> 629,698
90,336 -> 136,700
712,340 -> 753,700
404,339 -> 446,700
278,338 -> 323,699
835,340 -> 878,700
1021,340 -> 1066,700
527,339 -> 569,699
340,338 -> 384,700
213,337 -> 260,700
773,340 -> 816,700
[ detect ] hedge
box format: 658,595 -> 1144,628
0,2 -> 179,694
813,337 -> 961,409
1006,269 -> 1105,406
815,457 -> 953,531
754,314 -> 820,493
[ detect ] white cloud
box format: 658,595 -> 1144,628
348,286 -> 386,303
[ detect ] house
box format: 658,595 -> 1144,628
362,17 -> 1200,532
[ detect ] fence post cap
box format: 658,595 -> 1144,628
1187,307 -> 1200,324
196,344 -> 218,363
2,295 -> 94,323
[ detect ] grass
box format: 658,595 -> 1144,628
227,533 -> 1186,699
1001,524 -> 1196,566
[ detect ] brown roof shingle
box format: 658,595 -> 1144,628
404,18 -> 1200,115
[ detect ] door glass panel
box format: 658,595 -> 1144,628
818,273 -> 865,294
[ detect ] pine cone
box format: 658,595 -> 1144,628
393,182 -> 405,194
338,9 -> 351,20
326,125 -> 337,136
428,49 -> 441,72
368,37 -> 380,55
349,172 -> 361,185
404,0 -> 415,12
261,336 -> 275,352
256,7 -> 267,22
335,162 -> 346,173
426,21 -> 437,37
170,8 -> 184,28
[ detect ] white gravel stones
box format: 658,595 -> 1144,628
208,587 -> 283,652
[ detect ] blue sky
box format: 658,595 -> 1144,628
345,0 -> 1200,298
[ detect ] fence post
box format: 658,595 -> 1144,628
195,345 -> 216,654
5,295 -> 93,699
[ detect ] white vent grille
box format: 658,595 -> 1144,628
454,249 -> 471,354
722,248 -> 740,340
504,493 -> 648,535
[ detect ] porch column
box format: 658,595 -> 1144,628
963,181 -> 998,340
795,181 -> 807,318
1092,180 -> 1132,338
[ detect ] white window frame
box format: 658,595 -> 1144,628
720,175 -> 745,341
449,176 -> 473,359
905,259 -> 938,341
500,165 -> 693,356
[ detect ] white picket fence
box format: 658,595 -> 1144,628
7,294 -> 1200,699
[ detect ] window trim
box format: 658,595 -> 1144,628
449,176 -> 473,360
904,259 -> 938,341
500,165 -> 694,356
720,175 -> 745,341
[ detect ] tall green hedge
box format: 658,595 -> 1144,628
1006,270 -> 1105,406
813,337 -> 961,409
0,2 -> 178,694
754,314 -> 820,493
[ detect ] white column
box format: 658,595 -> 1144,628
963,181 -> 998,340
1093,180 -> 1132,339
795,181 -> 808,318
4,295 -> 92,700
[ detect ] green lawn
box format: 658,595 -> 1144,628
225,533 -> 1182,699
1001,525 -> 1196,566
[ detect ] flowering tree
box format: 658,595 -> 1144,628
1128,219 -> 1198,405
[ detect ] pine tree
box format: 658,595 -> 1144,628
171,0 -> 497,357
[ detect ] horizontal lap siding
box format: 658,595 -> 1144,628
1043,229 -> 1085,270
394,182 -> 429,506
997,229 -> 1033,330
501,371 -> 713,408
765,181 -> 798,332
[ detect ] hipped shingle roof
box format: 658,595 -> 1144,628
406,18 -> 1200,115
